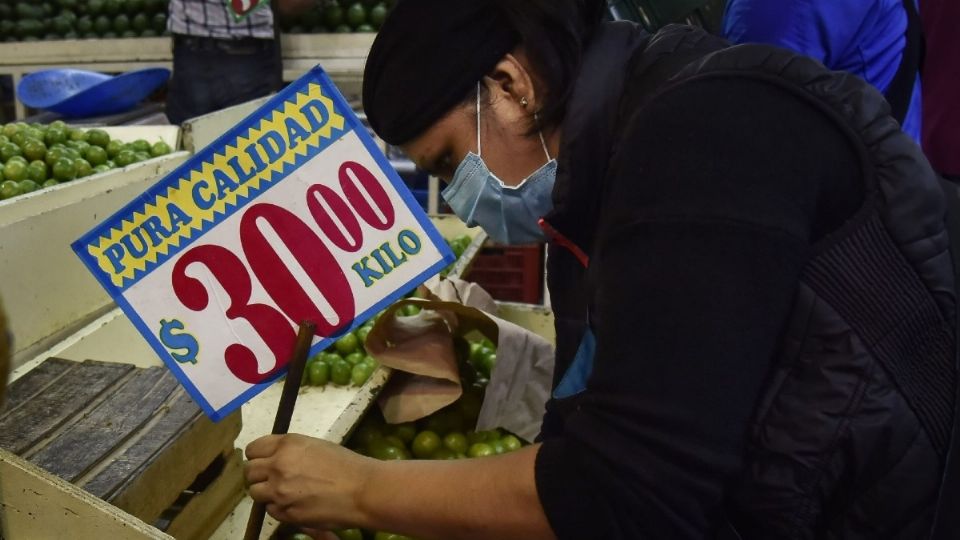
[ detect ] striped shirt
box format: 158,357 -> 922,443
168,0 -> 275,40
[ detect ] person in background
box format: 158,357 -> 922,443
722,0 -> 923,144
165,0 -> 312,124
920,0 -> 960,180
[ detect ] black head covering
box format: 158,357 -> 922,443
363,0 -> 520,145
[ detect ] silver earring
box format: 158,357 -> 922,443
520,97 -> 529,108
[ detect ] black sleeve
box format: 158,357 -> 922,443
534,76 -> 863,538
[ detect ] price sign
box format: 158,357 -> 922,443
73,68 -> 455,421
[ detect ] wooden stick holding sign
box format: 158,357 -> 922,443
243,320 -> 317,540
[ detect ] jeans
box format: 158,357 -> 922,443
166,35 -> 281,124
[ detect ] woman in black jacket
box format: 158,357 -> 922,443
243,1 -> 955,538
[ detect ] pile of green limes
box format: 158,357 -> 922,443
0,0 -> 169,42
280,0 -> 394,34
0,120 -> 172,201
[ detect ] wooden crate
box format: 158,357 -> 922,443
0,357 -> 243,539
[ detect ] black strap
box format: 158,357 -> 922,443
931,177 -> 960,539
885,0 -> 923,124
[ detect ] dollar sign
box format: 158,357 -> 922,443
159,319 -> 200,365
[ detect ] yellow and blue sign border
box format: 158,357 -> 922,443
72,67 -> 455,421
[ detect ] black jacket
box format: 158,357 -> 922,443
534,23 -> 955,539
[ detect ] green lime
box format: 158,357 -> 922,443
139,28 -> 157,37
330,358 -> 351,386
3,160 -> 26,182
42,179 -> 59,189
355,23 -> 375,32
1,142 -> 23,162
467,442 -> 495,458
1,124 -> 18,138
345,3 -> 366,27
92,164 -> 111,174
84,145 -> 108,166
43,127 -> 67,146
87,0 -> 104,15
501,434 -> 522,452
6,156 -> 27,167
367,439 -> 409,461
84,128 -> 110,148
130,139 -> 151,153
103,0 -> 121,16
334,332 -> 360,355
129,12 -> 148,32
9,131 -> 29,147
126,0 -> 143,15
334,23 -> 352,33
49,120 -> 67,131
152,12 -> 166,33
432,447 -> 458,460
334,529 -> 364,540
150,141 -> 171,157
370,3 -> 388,28
52,158 -> 76,181
0,180 -> 21,200
134,151 -> 151,162
443,432 -> 468,455
93,15 -> 111,33
491,439 -> 506,455
22,139 -> 46,162
45,146 -> 66,168
17,179 -> 39,194
105,139 -> 124,158
51,16 -> 73,35
343,351 -> 363,366
26,162 -> 47,183
65,140 -> 90,154
74,158 -> 93,178
411,430 -> 440,458
114,149 -> 136,167
355,325 -> 373,346
480,351 -> 497,377
76,16 -> 93,34
350,362 -> 374,386
323,4 -> 344,27
68,128 -> 85,142
307,361 -> 330,386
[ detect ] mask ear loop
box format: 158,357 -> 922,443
535,112 -> 551,161
476,82 -> 482,157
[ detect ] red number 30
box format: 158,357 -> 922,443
171,161 -> 395,384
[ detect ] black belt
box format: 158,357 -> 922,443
173,34 -> 275,55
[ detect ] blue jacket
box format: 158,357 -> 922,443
723,0 -> 922,143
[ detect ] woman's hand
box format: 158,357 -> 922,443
244,434 -> 373,530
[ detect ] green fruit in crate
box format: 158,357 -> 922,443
101,30 -> 117,39
87,0 -> 104,15
92,164 -> 110,174
334,530 -> 363,540
334,332 -> 360,355
113,14 -> 130,33
467,442 -> 494,458
334,24 -> 352,33
15,19 -> 44,39
150,141 -> 171,157
355,23 -> 375,32
0,142 -> 24,162
44,128 -> 66,146
411,430 -> 440,458
15,3 -> 44,20
7,156 -> 27,167
368,439 -> 408,461
126,0 -> 143,15
152,13 -> 167,34
131,13 -> 148,32
501,434 -> 522,452
84,129 -> 110,148
105,139 -> 124,158
103,0 -> 121,16
26,162 -> 47,183
41,179 -> 59,189
114,150 -> 136,167
84,145 -> 108,166
17,179 -> 39,194
330,358 -> 352,386
22,139 -> 46,162
51,16 -> 74,35
66,140 -> 90,154
370,3 -> 388,28
44,147 -> 64,167
52,158 -> 76,181
76,16 -> 93,34
350,362 -> 374,386
68,128 -> 85,142
345,3 -> 366,27
74,158 -> 93,178
2,161 -> 25,182
130,139 -> 151,153
121,29 -> 137,38
139,28 -> 157,37
374,533 -> 414,540
94,15 -> 111,34
134,151 -> 151,162
307,360 -> 329,386
344,351 -> 364,365
322,4 -> 344,27
1,125 -> 18,139
355,324 -> 372,345
0,180 -> 21,200
443,432 -> 468,455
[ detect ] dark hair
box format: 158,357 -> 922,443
492,0 -> 607,130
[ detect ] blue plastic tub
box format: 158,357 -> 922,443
18,68 -> 171,118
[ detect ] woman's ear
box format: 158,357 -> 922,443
485,51 -> 539,112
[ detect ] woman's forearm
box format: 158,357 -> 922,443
354,443 -> 555,540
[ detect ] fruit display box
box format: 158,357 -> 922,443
0,357 -> 243,540
0,33 -> 376,120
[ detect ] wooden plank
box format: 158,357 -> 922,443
0,448 -> 172,540
163,449 -> 246,540
81,388 -> 201,501
2,357 -> 75,411
91,393 -> 242,524
29,367 -> 179,482
0,359 -> 134,455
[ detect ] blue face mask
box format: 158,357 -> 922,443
441,84 -> 557,245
